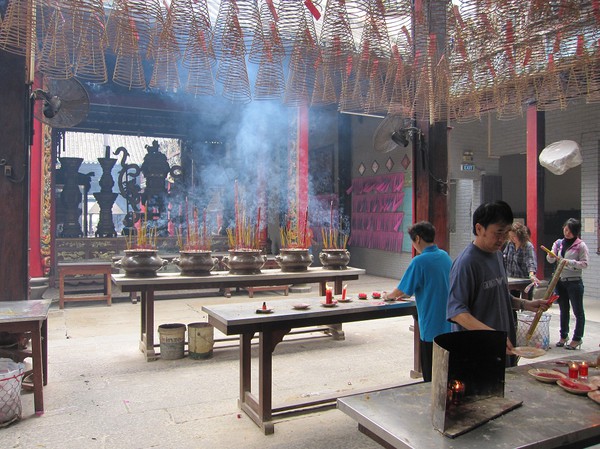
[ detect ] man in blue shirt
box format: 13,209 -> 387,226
384,221 -> 452,382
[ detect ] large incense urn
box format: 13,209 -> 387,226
173,251 -> 218,276
222,249 -> 266,275
319,249 -> 350,270
114,249 -> 167,277
275,248 -> 313,272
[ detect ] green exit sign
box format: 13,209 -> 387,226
461,163 -> 475,171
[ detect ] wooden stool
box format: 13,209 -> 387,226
58,262 -> 112,309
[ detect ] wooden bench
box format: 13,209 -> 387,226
244,285 -> 290,298
58,262 -> 112,309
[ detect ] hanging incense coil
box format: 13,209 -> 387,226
319,0 -> 355,74
166,0 -> 210,50
215,9 -> 252,102
284,27 -> 320,107
0,0 -> 35,56
218,47 -> 252,103
249,2 -> 284,65
212,0 -> 261,60
107,0 -> 164,61
311,57 -> 339,106
183,23 -> 215,97
254,41 -> 285,101
37,8 -> 73,79
277,0 -> 321,55
111,4 -> 147,89
72,0 -> 108,83
148,13 -> 181,91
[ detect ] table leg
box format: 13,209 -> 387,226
239,333 -> 253,405
58,271 -> 65,309
30,322 -> 44,414
140,290 -> 157,361
410,316 -> 422,379
334,279 -> 343,295
41,318 -> 48,386
105,272 -> 112,306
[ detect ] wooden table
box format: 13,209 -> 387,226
202,297 -> 418,435
58,261 -> 112,309
112,267 -> 365,361
0,300 -> 51,415
338,351 -> 600,449
507,276 -> 533,294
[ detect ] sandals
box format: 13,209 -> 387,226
565,340 -> 582,350
555,338 -> 568,347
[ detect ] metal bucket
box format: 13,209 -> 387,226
187,322 -> 214,359
158,323 -> 186,360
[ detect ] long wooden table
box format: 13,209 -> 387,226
112,267 -> 365,361
338,351 -> 600,449
0,300 -> 51,415
202,297 -> 418,434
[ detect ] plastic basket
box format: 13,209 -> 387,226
516,311 -> 551,349
0,358 -> 25,426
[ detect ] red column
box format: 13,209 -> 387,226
297,105 -> 309,217
526,105 -> 545,277
29,74 -> 44,278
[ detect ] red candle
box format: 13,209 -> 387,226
579,361 -> 588,379
325,289 -> 333,304
341,285 -> 347,300
568,362 -> 579,379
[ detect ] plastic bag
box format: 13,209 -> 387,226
539,140 -> 583,175
0,358 -> 25,426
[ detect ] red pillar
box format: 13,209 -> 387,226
297,105 -> 309,217
29,74 -> 44,278
526,105 -> 545,278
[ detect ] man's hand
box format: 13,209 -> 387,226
506,337 -> 515,355
524,299 -> 550,313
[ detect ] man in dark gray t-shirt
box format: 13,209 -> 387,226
447,201 -> 549,366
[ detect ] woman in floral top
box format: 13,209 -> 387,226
503,222 -> 539,299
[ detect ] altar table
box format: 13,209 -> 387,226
202,297 -> 417,434
112,267 -> 365,361
0,300 -> 51,415
338,351 -> 600,449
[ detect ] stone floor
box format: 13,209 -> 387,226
1,274 -> 599,449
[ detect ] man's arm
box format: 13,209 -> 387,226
450,312 -> 494,331
384,288 -> 410,301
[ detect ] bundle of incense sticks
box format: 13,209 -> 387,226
321,201 -> 349,249
526,258 -> 567,343
227,181 -> 261,250
177,206 -> 211,251
126,212 -> 157,250
280,209 -> 311,248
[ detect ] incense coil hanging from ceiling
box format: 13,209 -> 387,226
148,13 -> 181,91
0,0 -> 34,56
212,0 -> 261,61
182,20 -> 216,97
253,2 -> 285,101
72,0 -> 108,83
109,0 -> 151,89
276,0 -> 321,56
37,5 -> 73,79
215,9 -> 252,103
284,25 -> 321,107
